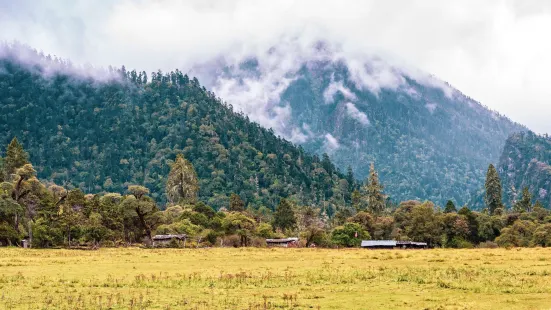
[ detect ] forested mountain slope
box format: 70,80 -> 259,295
498,131 -> 551,208
192,43 -> 527,206
0,44 -> 350,210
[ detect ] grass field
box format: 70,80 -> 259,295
1,248 -> 551,309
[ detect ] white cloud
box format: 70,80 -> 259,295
1,0 -> 551,133
0,42 -> 118,81
323,78 -> 357,103
345,56 -> 405,95
323,133 -> 340,152
345,102 -> 370,125
425,103 -> 438,114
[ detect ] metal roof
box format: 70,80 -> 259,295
266,237 -> 299,243
152,234 -> 187,241
361,240 -> 397,247
396,241 -> 428,246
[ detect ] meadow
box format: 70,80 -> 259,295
0,248 -> 551,309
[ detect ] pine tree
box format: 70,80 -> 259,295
485,164 -> 503,215
321,153 -> 333,176
273,198 -> 296,232
3,137 -> 29,179
366,163 -> 385,215
165,154 -> 198,204
351,189 -> 362,212
513,187 -> 532,213
229,193 -> 245,212
346,166 -> 355,192
444,200 -> 457,213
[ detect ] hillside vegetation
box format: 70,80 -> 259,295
0,44 -> 349,210
499,131 -> 551,208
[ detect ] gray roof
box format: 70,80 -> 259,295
266,237 -> 299,243
396,241 -> 428,246
152,234 -> 187,241
361,240 -> 397,247
411,242 -> 428,246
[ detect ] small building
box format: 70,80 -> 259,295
397,241 -> 428,249
152,234 -> 187,247
361,240 -> 428,249
361,240 -> 397,249
266,237 -> 299,248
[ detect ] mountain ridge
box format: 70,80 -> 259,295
190,42 -> 527,206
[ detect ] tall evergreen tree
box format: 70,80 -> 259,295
366,163 -> 385,215
485,164 -> 503,215
229,193 -> 245,212
2,137 -> 29,180
165,154 -> 198,204
444,200 -> 457,213
513,187 -> 532,213
351,189 -> 362,212
321,153 -> 334,176
346,166 -> 355,192
273,198 -> 296,232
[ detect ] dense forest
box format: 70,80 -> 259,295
498,131 -> 551,208
0,44 -> 353,213
1,138 -> 551,249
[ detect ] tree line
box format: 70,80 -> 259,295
1,138 -> 550,248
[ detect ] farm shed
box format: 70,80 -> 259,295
361,240 -> 428,249
397,241 -> 428,249
266,237 -> 299,248
361,240 -> 397,249
152,234 -> 187,247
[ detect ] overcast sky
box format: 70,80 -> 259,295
1,0 -> 550,134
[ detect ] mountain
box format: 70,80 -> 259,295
498,131 -> 551,208
0,43 -> 350,211
191,42 -> 527,206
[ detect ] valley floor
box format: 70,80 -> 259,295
0,247 -> 550,309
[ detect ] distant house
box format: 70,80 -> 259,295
397,241 -> 428,249
152,234 -> 187,247
266,237 -> 299,248
361,240 -> 428,249
361,240 -> 397,249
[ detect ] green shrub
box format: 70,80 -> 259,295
331,223 -> 369,247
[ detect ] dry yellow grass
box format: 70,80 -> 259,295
1,247 -> 551,309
